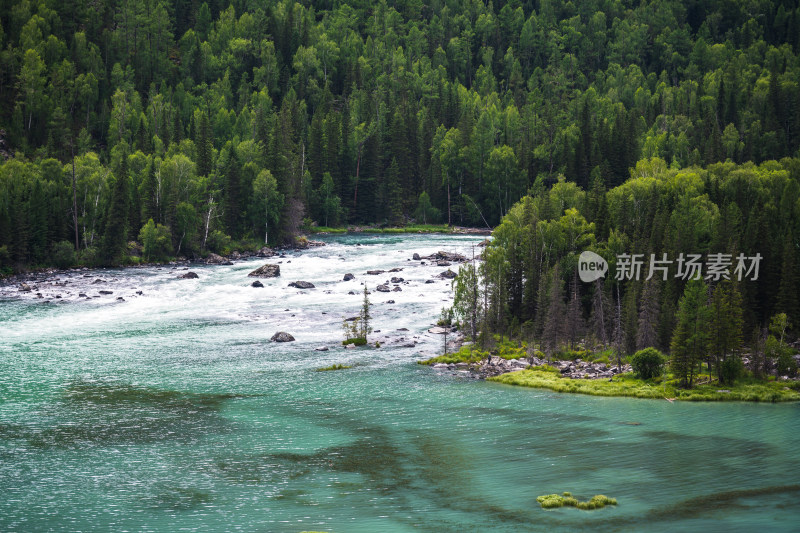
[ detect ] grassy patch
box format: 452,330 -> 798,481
491,369 -> 800,402
537,492 -> 617,510
419,336 -> 533,365
342,337 -> 367,346
316,364 -> 352,372
309,226 -> 347,233
419,346 -> 485,365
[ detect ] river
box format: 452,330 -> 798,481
1,234 -> 798,532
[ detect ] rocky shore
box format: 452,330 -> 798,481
432,356 -> 633,380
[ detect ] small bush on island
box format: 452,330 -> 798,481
536,492 -> 617,510
316,364 -> 352,371
630,348 -> 666,380
342,338 -> 367,346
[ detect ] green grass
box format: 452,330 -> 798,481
315,364 -> 352,372
309,226 -> 347,233
491,369 -> 800,402
342,337 -> 367,346
537,492 -> 617,510
418,336 -> 532,365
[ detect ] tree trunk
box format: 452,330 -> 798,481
72,150 -> 79,251
447,180 -> 451,226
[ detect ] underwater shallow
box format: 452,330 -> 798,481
1,234 -> 799,532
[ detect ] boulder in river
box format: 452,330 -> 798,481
366,270 -> 384,275
425,279 -> 436,284
206,253 -> 233,265
248,264 -> 280,278
343,273 -> 355,281
315,346 -> 329,352
437,260 -> 451,267
389,268 -> 403,272
440,269 -> 457,279
376,284 -> 391,292
289,281 -> 315,289
392,286 -> 402,292
251,280 -> 264,288
178,271 -> 199,279
99,290 -> 113,295
19,282 -> 32,292
256,247 -> 275,257
412,253 -> 421,260
390,277 -> 404,283
271,332 -> 295,342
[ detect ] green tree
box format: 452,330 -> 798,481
414,191 -> 440,224
252,169 -> 283,244
100,148 -> 131,265
317,172 -> 341,227
709,281 -> 744,384
670,280 -> 711,388
452,249 -> 482,340
138,218 -> 173,261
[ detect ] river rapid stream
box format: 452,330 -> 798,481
1,234 -> 799,532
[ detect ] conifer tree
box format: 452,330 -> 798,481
100,147 -> 130,265
670,280 -> 711,388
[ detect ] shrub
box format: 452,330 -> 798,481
630,347 -> 666,379
139,219 -> 173,262
77,246 -> 99,266
206,230 -> 231,254
776,352 -> 798,377
51,240 -> 76,269
720,356 -> 745,384
342,337 -> 367,346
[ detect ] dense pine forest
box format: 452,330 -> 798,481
1,1 -> 800,366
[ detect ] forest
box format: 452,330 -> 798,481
0,0 -> 799,378
1,0 -> 799,267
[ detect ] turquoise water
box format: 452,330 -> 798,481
1,234 -> 799,532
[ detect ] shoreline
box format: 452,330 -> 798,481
420,345 -> 800,403
489,369 -> 800,402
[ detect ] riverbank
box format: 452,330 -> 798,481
490,368 -> 800,402
311,224 -> 492,235
420,342 -> 800,402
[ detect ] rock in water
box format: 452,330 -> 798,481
256,246 -> 275,257
271,332 -> 295,342
440,269 -> 457,279
249,264 -> 280,278
390,277 -> 404,283
389,267 -> 403,272
392,286 -> 402,292
251,280 -> 264,288
18,282 -> 32,292
315,346 -> 329,352
343,273 -> 355,281
206,253 -> 233,265
412,253 -> 421,260
289,281 -> 315,289
178,271 -> 199,279
366,270 -> 384,275
376,284 -> 391,292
